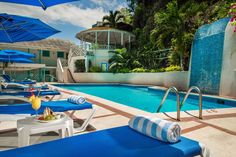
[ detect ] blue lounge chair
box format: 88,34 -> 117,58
0,100 -> 93,115
0,98 -> 96,133
1,82 -> 49,90
0,90 -> 60,100
1,74 -> 36,85
0,125 -> 209,157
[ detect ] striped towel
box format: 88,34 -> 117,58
67,95 -> 86,104
129,115 -> 181,143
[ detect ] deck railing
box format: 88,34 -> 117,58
88,44 -> 117,50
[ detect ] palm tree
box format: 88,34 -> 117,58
102,10 -> 125,28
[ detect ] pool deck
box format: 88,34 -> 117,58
0,84 -> 235,157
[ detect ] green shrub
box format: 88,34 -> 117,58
131,68 -> 167,73
132,68 -> 149,72
74,60 -> 85,72
89,66 -> 101,72
156,68 -> 166,72
118,68 -> 130,73
165,65 -> 181,72
149,69 -> 156,73
147,69 -> 165,72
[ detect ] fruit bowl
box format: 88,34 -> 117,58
35,113 -> 65,123
34,107 -> 65,123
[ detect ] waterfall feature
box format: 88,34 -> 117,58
189,18 -> 230,94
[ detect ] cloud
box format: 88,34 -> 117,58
116,2 -> 128,10
89,0 -> 128,12
90,0 -> 118,9
0,3 -> 107,28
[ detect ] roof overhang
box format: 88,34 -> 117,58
0,63 -> 46,71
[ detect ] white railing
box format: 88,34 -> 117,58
58,58 -> 64,73
56,58 -> 65,83
68,45 -> 86,64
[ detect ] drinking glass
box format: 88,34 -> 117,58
31,97 -> 41,117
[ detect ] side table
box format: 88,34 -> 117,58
17,114 -> 73,147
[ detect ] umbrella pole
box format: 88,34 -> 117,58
2,62 -> 7,74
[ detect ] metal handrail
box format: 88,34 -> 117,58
181,86 -> 203,119
157,86 -> 180,121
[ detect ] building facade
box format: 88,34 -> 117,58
0,38 -> 75,82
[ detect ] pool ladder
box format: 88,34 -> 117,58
157,86 -> 203,121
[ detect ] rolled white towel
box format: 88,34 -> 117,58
129,115 -> 181,143
41,83 -> 48,88
67,95 -> 86,104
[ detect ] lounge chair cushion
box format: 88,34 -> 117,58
0,126 -> 202,157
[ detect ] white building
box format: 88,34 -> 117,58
76,26 -> 135,71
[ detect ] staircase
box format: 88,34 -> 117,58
56,45 -> 86,83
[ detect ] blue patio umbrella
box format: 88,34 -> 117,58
0,50 -> 35,74
0,13 -> 60,43
0,49 -> 36,58
0,57 -> 34,74
0,57 -> 33,63
0,0 -> 80,10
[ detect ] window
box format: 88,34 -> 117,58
101,62 -> 108,72
42,50 -> 50,57
57,51 -> 64,58
45,70 -> 50,75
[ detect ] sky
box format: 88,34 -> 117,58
0,0 -> 127,44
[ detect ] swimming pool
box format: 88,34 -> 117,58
55,84 -> 236,113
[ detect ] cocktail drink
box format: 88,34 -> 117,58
31,96 -> 41,117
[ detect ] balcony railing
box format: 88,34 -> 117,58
89,44 -> 116,50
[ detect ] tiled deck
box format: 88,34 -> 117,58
0,85 -> 235,157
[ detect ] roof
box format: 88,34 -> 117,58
0,38 -> 75,51
79,26 -> 115,33
76,26 -> 135,44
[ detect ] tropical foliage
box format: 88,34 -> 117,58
101,0 -> 234,72
102,10 -> 125,28
74,60 -> 85,72
89,66 -> 101,72
229,3 -> 236,32
151,0 -> 207,70
108,48 -> 142,73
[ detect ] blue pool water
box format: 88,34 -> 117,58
55,84 -> 236,113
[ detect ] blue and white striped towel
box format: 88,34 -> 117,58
67,95 -> 86,104
129,115 -> 181,143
